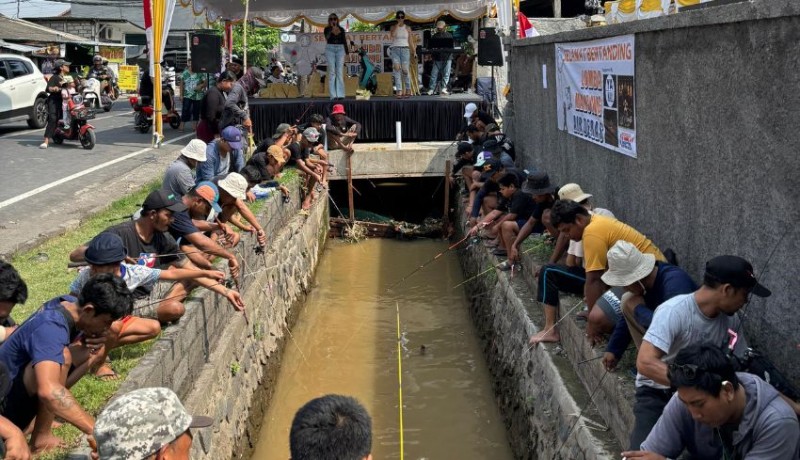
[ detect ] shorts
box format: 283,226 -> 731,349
132,281 -> 177,320
2,372 -> 38,430
515,218 -> 528,230
596,287 -> 625,325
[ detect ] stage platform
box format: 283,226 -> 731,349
249,93 -> 482,142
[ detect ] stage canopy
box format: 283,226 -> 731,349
180,0 -> 492,26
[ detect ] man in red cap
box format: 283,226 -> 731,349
325,104 -> 361,154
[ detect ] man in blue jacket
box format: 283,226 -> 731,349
196,126 -> 245,183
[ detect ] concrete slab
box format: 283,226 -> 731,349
327,142 -> 455,180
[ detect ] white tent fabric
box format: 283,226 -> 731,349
180,0 -> 491,26
495,0 -> 512,33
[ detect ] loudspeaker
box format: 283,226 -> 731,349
477,27 -> 503,66
190,32 -> 222,73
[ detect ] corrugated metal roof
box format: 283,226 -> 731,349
67,2 -> 205,30
0,14 -> 89,43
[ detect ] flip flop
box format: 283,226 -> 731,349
94,363 -> 119,381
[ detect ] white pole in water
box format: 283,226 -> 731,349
396,121 -> 402,149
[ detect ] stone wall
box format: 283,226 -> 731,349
30,20 -> 96,39
75,186 -> 329,459
506,0 -> 800,388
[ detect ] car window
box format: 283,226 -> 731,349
7,60 -> 31,79
0,61 -> 9,80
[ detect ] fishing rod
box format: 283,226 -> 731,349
577,347 -> 635,365
552,370 -> 609,459
452,236 -> 541,290
132,278 -> 249,324
295,102 -> 315,125
385,233 -> 472,292
395,301 -> 406,460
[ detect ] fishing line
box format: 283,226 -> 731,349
552,369 -> 609,460
577,347 -> 634,365
451,238 -> 539,290
395,301 -> 406,460
525,298 -> 585,352
386,233 -> 472,291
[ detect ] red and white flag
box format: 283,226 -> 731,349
518,12 -> 539,38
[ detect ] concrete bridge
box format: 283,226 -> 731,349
326,142 -> 455,180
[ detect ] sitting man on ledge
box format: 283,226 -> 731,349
623,343 -> 800,460
325,104 -> 361,154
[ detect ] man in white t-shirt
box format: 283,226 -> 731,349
629,255 -> 771,450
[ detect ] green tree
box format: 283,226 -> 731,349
212,21 -> 279,68
347,20 -> 380,32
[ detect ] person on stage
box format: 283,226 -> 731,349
427,20 -> 453,95
324,13 -> 349,101
389,10 -> 413,98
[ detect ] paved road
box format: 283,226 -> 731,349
0,101 -> 193,257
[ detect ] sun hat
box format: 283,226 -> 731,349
302,127 -> 320,143
704,255 -> 771,297
221,126 -> 243,150
601,241 -> 657,287
94,387 -> 213,460
218,173 -> 248,200
179,139 -> 207,162
193,181 -> 222,213
267,145 -> 285,163
558,183 -> 592,203
473,151 -> 493,167
331,104 -> 346,115
522,171 -> 557,196
463,102 -> 477,119
85,233 -> 128,266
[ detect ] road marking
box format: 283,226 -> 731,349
0,132 -> 194,210
0,110 -> 134,138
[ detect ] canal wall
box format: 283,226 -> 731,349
87,187 -> 329,459
505,0 -> 800,386
457,204 -> 626,458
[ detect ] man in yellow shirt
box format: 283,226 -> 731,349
534,200 -> 665,345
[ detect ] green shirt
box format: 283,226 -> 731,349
181,70 -> 205,100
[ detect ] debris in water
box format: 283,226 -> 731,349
420,344 -> 427,355
399,332 -> 409,353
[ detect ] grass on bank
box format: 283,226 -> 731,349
10,168 -> 302,459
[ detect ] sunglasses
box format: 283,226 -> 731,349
329,17 -> 338,21
397,15 -> 405,19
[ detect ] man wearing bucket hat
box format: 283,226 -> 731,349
630,255 -> 773,450
94,387 -> 213,460
325,104 -> 361,154
600,241 -> 696,373
294,128 -> 328,209
539,199 -> 666,346
163,139 -> 208,198
196,126 -> 245,183
216,173 -> 267,247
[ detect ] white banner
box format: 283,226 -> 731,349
281,31 -> 423,78
556,35 -> 637,157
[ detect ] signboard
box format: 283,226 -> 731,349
99,46 -> 125,64
118,65 -> 140,92
555,35 -> 636,157
281,31 -> 423,77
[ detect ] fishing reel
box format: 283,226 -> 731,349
253,245 -> 266,255
222,278 -> 236,289
283,194 -> 291,205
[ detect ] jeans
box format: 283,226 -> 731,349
390,46 -> 411,92
630,386 -> 674,450
429,55 -> 453,91
537,264 -> 586,306
325,44 -> 346,99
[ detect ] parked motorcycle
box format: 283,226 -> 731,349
129,95 -> 181,133
52,94 -> 96,150
83,78 -> 113,112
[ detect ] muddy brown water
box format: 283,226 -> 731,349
250,238 -> 513,459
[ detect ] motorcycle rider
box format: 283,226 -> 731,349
139,64 -> 176,113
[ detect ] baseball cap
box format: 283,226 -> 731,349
482,139 -> 503,153
193,181 -> 222,214
464,102 -> 477,119
218,173 -> 248,200
54,59 -> 71,67
474,151 -> 493,167
85,233 -> 128,266
522,171 -> 557,196
180,139 -> 207,162
704,255 -> 771,297
248,66 -> 266,86
142,189 -> 187,213
272,123 -> 292,139
558,183 -> 592,203
302,127 -> 320,143
221,126 -> 243,150
479,158 -> 503,181
94,387 -> 213,460
455,142 -> 473,158
267,144 -> 285,164
601,241 -> 657,287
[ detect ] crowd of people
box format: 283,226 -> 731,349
454,102 -> 800,458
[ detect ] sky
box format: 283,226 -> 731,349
0,0 -> 69,19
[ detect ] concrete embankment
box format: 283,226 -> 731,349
456,201 -> 633,458
73,187 -> 329,459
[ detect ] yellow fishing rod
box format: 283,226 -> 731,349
395,301 -> 405,460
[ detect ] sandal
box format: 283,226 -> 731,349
94,362 -> 119,381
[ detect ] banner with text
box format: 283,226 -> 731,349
555,35 -> 636,157
280,31 -> 423,78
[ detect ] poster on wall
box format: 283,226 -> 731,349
281,31 -> 423,78
555,34 -> 636,158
